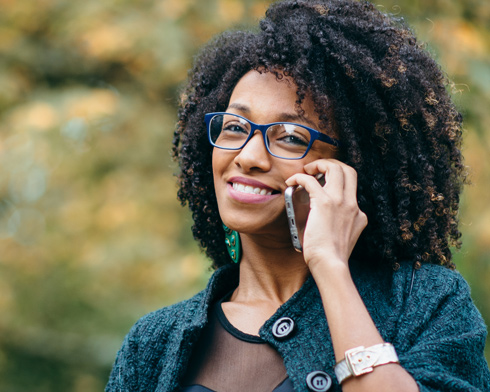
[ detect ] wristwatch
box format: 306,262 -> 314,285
334,343 -> 399,384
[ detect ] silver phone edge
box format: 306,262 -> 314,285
284,185 -> 303,252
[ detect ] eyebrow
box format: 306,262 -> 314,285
226,103 -> 318,129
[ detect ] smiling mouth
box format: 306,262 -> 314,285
231,182 -> 275,196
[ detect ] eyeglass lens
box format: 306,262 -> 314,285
209,114 -> 312,159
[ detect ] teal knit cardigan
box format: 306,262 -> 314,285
106,261 -> 490,392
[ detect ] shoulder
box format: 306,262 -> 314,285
142,290 -> 206,324
350,260 -> 460,308
392,262 -> 483,325
401,262 -> 476,310
352,260 -> 487,346
411,262 -> 468,290
392,263 -> 487,362
124,263 -> 239,344
391,264 -> 490,390
127,289 -> 207,344
385,261 -> 474,304
105,289 -> 209,392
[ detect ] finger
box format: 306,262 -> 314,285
342,164 -> 359,201
302,158 -> 343,177
305,160 -> 345,200
305,159 -> 359,194
285,172 -> 325,193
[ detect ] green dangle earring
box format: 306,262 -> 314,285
223,224 -> 241,263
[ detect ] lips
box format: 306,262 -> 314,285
228,176 -> 277,193
227,176 -> 280,203
232,182 -> 272,196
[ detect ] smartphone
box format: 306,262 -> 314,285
284,174 -> 325,252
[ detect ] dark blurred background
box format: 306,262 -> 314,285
0,0 -> 488,390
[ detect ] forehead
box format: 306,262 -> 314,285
228,70 -> 318,122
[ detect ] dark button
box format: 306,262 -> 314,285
306,371 -> 332,392
271,317 -> 295,339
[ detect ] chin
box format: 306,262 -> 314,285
221,211 -> 290,237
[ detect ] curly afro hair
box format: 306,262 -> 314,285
172,0 -> 466,270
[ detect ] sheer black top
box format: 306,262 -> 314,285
181,297 -> 293,392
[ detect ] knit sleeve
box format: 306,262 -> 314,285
105,322 -> 140,392
396,268 -> 490,392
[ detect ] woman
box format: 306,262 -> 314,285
106,1 -> 490,391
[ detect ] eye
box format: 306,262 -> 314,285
222,121 -> 248,134
272,124 -> 310,146
279,134 -> 309,146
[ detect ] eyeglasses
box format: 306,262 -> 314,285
205,112 -> 341,160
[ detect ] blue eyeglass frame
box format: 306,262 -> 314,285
204,112 -> 342,160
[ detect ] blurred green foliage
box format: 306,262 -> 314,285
0,0 -> 488,390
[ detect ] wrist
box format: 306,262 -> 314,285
307,256 -> 351,280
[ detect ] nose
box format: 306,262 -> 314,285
233,130 -> 272,172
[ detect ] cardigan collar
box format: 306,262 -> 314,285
189,262 -> 319,329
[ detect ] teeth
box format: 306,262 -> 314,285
233,183 -> 272,196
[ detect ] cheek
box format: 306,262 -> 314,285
212,148 -> 224,174
211,150 -> 218,178
277,163 -> 308,182
211,148 -> 232,188
309,145 -> 338,161
211,152 -> 221,194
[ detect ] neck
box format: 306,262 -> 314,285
231,233 -> 310,306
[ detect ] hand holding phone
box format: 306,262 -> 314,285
284,174 -> 325,252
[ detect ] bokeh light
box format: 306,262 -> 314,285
0,0 -> 488,390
